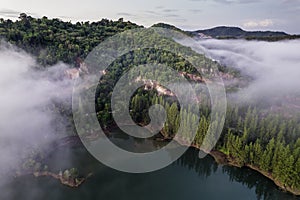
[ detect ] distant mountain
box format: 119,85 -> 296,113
152,24 -> 300,41
190,26 -> 300,41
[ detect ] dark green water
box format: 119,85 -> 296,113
1,130 -> 299,200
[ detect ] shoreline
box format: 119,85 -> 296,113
170,136 -> 300,196
37,133 -> 300,195
16,169 -> 92,188
33,171 -> 86,188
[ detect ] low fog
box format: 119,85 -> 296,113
0,35 -> 299,182
0,42 -> 73,178
183,38 -> 300,104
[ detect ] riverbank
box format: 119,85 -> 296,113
41,133 -> 300,195
170,136 -> 300,196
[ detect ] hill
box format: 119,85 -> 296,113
191,26 -> 300,41
0,14 -> 299,195
0,14 -> 142,65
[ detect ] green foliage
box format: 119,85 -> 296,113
221,105 -> 300,190
152,23 -> 193,37
1,14 -> 298,192
0,14 -> 142,66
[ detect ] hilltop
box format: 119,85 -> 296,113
189,26 -> 300,41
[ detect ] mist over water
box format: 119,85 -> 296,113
0,42 -> 73,179
0,34 -> 299,200
1,38 -> 299,178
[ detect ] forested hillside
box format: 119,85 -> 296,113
0,13 -> 141,65
0,14 -> 299,195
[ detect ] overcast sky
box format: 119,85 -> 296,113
0,0 -> 299,34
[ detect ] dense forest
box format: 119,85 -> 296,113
0,14 -> 299,195
0,13 -> 141,65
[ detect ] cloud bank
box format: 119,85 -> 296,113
0,42 -> 73,178
180,38 -> 300,104
243,19 -> 274,28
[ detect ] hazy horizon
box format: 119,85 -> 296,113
0,0 -> 300,34
0,13 -> 298,36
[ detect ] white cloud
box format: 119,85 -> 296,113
0,42 -> 73,178
282,0 -> 300,4
243,19 -> 274,28
181,38 -> 300,103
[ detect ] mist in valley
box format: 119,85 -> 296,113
0,41 -> 73,184
1,37 -> 299,180
177,38 -> 300,115
0,33 -> 299,200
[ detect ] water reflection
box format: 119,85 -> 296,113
177,148 -> 299,200
0,137 -> 299,200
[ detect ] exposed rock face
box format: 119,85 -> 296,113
135,76 -> 175,96
64,59 -> 107,80
179,71 -> 204,82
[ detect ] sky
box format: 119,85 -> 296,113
0,0 -> 299,34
